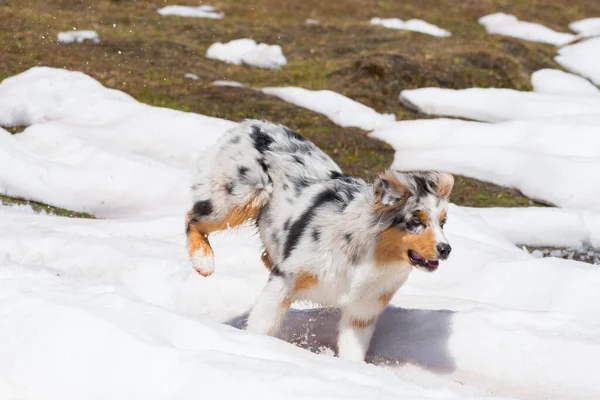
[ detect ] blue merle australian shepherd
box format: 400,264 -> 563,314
186,120 -> 454,361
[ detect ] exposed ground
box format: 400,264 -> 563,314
2,0 -> 600,213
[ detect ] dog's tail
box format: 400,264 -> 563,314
185,120 -> 284,277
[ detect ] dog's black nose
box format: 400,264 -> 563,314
437,243 -> 451,260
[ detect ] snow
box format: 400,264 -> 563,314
184,73 -> 199,80
212,80 -> 245,87
531,68 -> 600,97
555,37 -> 600,85
306,18 -> 320,25
0,67 -> 235,217
461,207 -> 600,248
371,115 -> 600,210
478,13 -> 575,45
206,39 -> 287,69
370,17 -> 451,37
262,86 -> 395,130
399,87 -> 600,122
157,5 -> 224,19
57,30 -> 100,44
3,66 -> 600,399
569,17 -> 600,37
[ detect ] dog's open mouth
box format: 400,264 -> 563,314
408,250 -> 440,272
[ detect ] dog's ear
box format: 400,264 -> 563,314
373,170 -> 409,210
431,172 -> 454,199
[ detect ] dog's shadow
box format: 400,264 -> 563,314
227,306 -> 455,372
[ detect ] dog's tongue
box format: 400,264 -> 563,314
409,250 -> 423,261
427,260 -> 439,268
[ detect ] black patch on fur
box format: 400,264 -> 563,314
292,155 -> 305,166
238,166 -> 249,177
312,228 -> 320,242
250,125 -> 274,153
257,158 -> 269,173
284,127 -> 307,142
230,135 -> 241,144
413,176 -> 432,198
192,200 -> 213,217
344,233 -> 352,243
270,265 -> 285,279
225,182 -> 235,195
283,218 -> 291,231
283,189 -> 341,260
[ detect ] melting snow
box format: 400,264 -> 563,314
206,38 -> 287,69
569,17 -> 600,37
478,13 -> 575,45
531,68 -> 600,97
555,37 -> 600,85
212,80 -> 245,87
261,86 -> 395,130
2,67 -> 600,400
371,17 -> 451,37
184,73 -> 199,80
157,5 -> 224,19
57,30 -> 100,44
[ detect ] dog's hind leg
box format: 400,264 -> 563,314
246,267 -> 293,336
186,199 -> 263,277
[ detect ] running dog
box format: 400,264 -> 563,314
186,119 -> 454,361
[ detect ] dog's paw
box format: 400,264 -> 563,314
191,251 -> 215,277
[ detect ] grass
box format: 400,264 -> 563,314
2,0 -> 599,213
0,194 -> 95,218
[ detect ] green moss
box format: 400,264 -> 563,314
0,195 -> 96,218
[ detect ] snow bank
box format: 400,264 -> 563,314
57,30 -> 100,44
0,67 -> 235,217
478,13 -> 575,45
157,5 -> 224,19
370,116 -> 600,210
370,17 -> 451,37
262,86 -> 395,130
462,207 -> 600,248
399,87 -> 600,122
569,17 -> 600,37
555,37 -> 600,85
531,68 -> 600,97
206,39 -> 287,69
2,204 -> 600,399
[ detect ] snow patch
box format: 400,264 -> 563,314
531,68 -> 600,97
157,5 -> 224,19
555,37 -> 600,85
371,115 -> 600,211
305,18 -> 320,25
184,73 -> 199,80
212,80 -> 245,87
57,30 -> 100,44
569,17 -> 600,37
262,86 -> 395,130
478,13 -> 575,45
206,38 -> 287,69
0,67 -> 235,217
371,17 -> 451,37
399,87 -> 600,122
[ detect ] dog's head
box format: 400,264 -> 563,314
373,170 -> 454,272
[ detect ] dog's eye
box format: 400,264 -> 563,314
407,218 -> 423,229
440,219 -> 447,228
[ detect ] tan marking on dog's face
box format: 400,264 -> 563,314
379,291 -> 395,306
261,250 -> 273,270
415,210 -> 429,225
282,296 -> 292,309
435,173 -> 454,199
439,209 -> 447,225
350,315 -> 377,328
375,227 -> 437,266
294,271 -> 319,292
